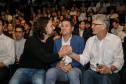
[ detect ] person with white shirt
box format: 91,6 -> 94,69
70,7 -> 77,16
0,18 -> 15,83
96,0 -> 106,8
68,14 -> 124,84
107,9 -> 118,19
87,2 -> 96,13
15,25 -> 26,63
5,10 -> 12,22
45,18 -> 85,84
118,22 -> 126,42
111,20 -> 123,36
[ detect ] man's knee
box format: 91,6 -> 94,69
46,68 -> 58,79
68,68 -> 81,79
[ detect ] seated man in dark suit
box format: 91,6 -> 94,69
73,20 -> 93,42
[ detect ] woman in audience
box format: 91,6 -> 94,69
4,22 -> 15,39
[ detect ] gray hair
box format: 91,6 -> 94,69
92,14 -> 110,30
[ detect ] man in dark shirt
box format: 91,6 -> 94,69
9,17 -> 72,84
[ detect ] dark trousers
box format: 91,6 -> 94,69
81,69 -> 120,84
0,67 -> 10,83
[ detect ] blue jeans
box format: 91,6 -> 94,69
9,68 -> 46,84
45,67 -> 82,84
81,69 -> 120,84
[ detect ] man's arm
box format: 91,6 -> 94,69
69,38 -> 92,66
2,39 -> 15,67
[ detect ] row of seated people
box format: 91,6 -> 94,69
0,13 -> 126,84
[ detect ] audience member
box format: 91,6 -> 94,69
0,18 -> 15,83
15,26 -> 26,63
87,2 -> 96,13
118,22 -> 126,42
111,20 -> 123,36
106,1 -> 116,14
107,9 -> 118,19
5,9 -> 12,22
4,22 -> 15,39
96,0 -> 105,8
24,21 -> 32,39
97,2 -> 106,14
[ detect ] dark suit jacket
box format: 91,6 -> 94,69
73,28 -> 93,41
50,35 -> 85,69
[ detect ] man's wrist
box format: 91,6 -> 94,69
109,68 -> 113,74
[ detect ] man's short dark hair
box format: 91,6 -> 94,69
25,21 -> 32,27
61,18 -> 74,27
15,25 -> 25,32
33,17 -> 50,40
79,20 -> 85,24
113,20 -> 119,24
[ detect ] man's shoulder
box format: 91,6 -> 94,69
25,36 -> 39,44
54,37 -> 62,42
3,34 -> 14,42
71,35 -> 85,44
119,25 -> 123,29
109,33 -> 120,39
72,35 -> 83,40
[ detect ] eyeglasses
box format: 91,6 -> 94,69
15,31 -> 23,33
91,23 -> 103,26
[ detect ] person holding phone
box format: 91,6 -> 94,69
68,14 -> 124,84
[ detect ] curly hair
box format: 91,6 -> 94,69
33,17 -> 50,40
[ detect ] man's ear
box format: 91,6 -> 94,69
71,26 -> 74,31
2,26 -> 4,30
23,32 -> 25,35
103,24 -> 106,30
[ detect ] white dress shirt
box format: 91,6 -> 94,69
79,29 -> 84,37
5,15 -> 12,22
111,25 -> 123,36
15,38 -> 26,60
96,2 -> 106,8
118,31 -> 126,42
107,13 -> 119,19
62,35 -> 72,65
79,33 -> 124,73
70,11 -> 77,16
0,33 -> 15,67
87,7 -> 96,12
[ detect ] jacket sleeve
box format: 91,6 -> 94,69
27,38 -> 59,64
71,37 -> 85,67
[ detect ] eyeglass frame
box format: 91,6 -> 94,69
91,23 -> 103,26
15,31 -> 23,33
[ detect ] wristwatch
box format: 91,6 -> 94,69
109,68 -> 113,74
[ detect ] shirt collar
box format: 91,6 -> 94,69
95,32 -> 111,41
62,34 -> 72,43
0,33 -> 4,39
15,38 -> 24,42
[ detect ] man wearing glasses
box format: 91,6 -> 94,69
68,14 -> 124,84
15,26 -> 26,63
